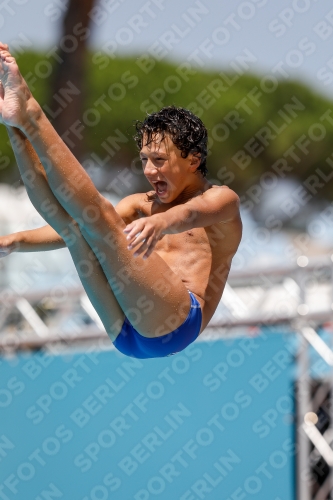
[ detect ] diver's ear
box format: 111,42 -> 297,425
189,153 -> 201,171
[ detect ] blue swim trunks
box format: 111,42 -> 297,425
113,291 -> 202,359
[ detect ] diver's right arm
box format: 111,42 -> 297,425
0,193 -> 143,258
0,225 -> 66,257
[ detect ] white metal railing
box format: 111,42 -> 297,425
0,253 -> 332,349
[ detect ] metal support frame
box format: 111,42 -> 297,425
297,333 -> 311,500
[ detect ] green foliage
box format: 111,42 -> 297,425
2,51 -> 333,201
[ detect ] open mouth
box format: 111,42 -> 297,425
153,181 -> 168,196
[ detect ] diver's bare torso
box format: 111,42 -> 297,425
118,184 -> 242,333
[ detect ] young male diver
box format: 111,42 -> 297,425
0,44 -> 242,358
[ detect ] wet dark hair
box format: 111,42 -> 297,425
134,105 -> 208,177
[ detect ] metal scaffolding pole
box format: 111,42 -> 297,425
326,254 -> 333,500
297,332 -> 311,500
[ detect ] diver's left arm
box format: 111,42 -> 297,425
161,187 -> 240,232
124,187 -> 240,259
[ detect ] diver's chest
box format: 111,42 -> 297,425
155,228 -> 208,253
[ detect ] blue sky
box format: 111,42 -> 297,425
2,0 -> 333,99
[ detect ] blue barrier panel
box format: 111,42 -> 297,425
1,332 -> 295,500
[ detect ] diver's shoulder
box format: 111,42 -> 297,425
204,184 -> 240,206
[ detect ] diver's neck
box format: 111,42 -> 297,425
172,177 -> 211,205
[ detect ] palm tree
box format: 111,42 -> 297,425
49,0 -> 96,160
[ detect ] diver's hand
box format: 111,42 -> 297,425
0,234 -> 18,258
123,214 -> 167,259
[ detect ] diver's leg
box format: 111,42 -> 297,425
0,48 -> 191,337
6,125 -> 125,341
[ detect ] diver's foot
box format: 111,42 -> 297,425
0,44 -> 41,130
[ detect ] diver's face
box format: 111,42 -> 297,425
140,134 -> 195,203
